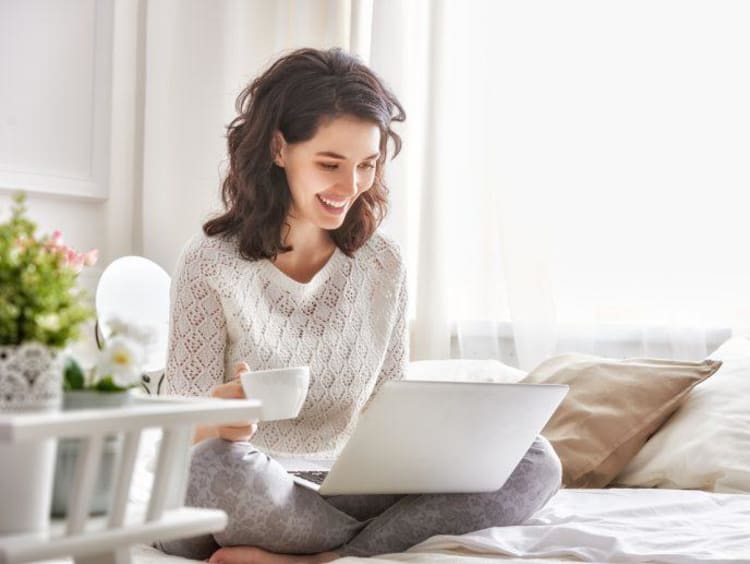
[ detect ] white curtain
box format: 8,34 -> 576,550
112,0 -> 750,368
377,0 -> 750,367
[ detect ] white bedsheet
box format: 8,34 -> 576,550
39,488 -> 749,563
360,488 -> 750,564
131,431 -> 750,563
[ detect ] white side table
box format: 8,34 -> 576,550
0,396 -> 261,564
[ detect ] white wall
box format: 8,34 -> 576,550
0,0 -> 395,283
1,0 -> 157,292
0,0 -> 121,290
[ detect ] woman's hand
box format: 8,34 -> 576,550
211,362 -> 258,443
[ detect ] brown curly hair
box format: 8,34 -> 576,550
203,47 -> 406,260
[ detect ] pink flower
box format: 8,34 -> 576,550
84,249 -> 98,266
65,254 -> 83,273
42,230 -> 97,272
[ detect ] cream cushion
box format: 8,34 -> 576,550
615,337 -> 750,493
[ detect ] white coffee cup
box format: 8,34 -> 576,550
240,366 -> 310,421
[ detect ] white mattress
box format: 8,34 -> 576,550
121,487 -> 750,563
44,485 -> 750,563
343,488 -> 750,564
23,360 -> 748,564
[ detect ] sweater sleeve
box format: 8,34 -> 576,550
163,239 -> 228,397
363,266 -> 409,409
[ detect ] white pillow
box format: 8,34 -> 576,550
406,359 -> 527,383
614,336 -> 750,493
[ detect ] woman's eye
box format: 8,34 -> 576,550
319,162 -> 375,171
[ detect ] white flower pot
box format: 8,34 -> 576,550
51,390 -> 133,517
0,343 -> 63,535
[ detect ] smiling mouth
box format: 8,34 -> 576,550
317,194 -> 348,208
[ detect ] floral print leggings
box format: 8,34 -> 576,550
157,435 -> 561,558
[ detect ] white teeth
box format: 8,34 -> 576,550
318,195 -> 347,208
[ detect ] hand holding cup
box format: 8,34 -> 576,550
211,362 -> 258,442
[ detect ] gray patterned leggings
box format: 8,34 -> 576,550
157,435 -> 561,559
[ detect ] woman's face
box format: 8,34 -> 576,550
273,114 -> 381,231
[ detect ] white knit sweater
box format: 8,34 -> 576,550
164,230 -> 408,458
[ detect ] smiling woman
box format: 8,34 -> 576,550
272,115 -> 381,232
160,47 -> 562,564
203,48 -> 404,263
267,114 -> 383,284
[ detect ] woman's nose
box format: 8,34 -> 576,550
340,169 -> 359,195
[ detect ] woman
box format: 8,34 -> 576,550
160,47 -> 561,564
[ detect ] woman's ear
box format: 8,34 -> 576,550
271,130 -> 287,167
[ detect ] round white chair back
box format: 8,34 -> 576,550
95,256 -> 171,394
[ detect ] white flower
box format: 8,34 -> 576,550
36,313 -> 61,331
8,245 -> 21,266
104,316 -> 156,346
96,336 -> 145,388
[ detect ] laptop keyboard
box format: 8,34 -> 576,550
289,470 -> 329,485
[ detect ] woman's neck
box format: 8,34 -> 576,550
281,215 -> 335,258
272,216 -> 336,284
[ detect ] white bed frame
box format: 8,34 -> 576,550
0,395 -> 261,564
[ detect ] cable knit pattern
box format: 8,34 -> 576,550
165,230 -> 408,458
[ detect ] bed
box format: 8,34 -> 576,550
126,487 -> 750,563
14,337 -> 750,563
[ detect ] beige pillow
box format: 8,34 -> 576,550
522,354 -> 721,488
615,337 -> 750,493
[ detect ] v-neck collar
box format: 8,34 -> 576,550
261,246 -> 343,294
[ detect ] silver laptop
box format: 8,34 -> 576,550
279,380 -> 567,496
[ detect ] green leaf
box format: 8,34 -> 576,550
63,357 -> 85,390
93,375 -> 127,392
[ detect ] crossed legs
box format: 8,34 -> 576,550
157,436 -> 562,561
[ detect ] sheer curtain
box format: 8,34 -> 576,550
115,0 -> 750,368
371,0 -> 750,367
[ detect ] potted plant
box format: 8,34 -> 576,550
0,193 -> 97,534
52,317 -> 152,516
